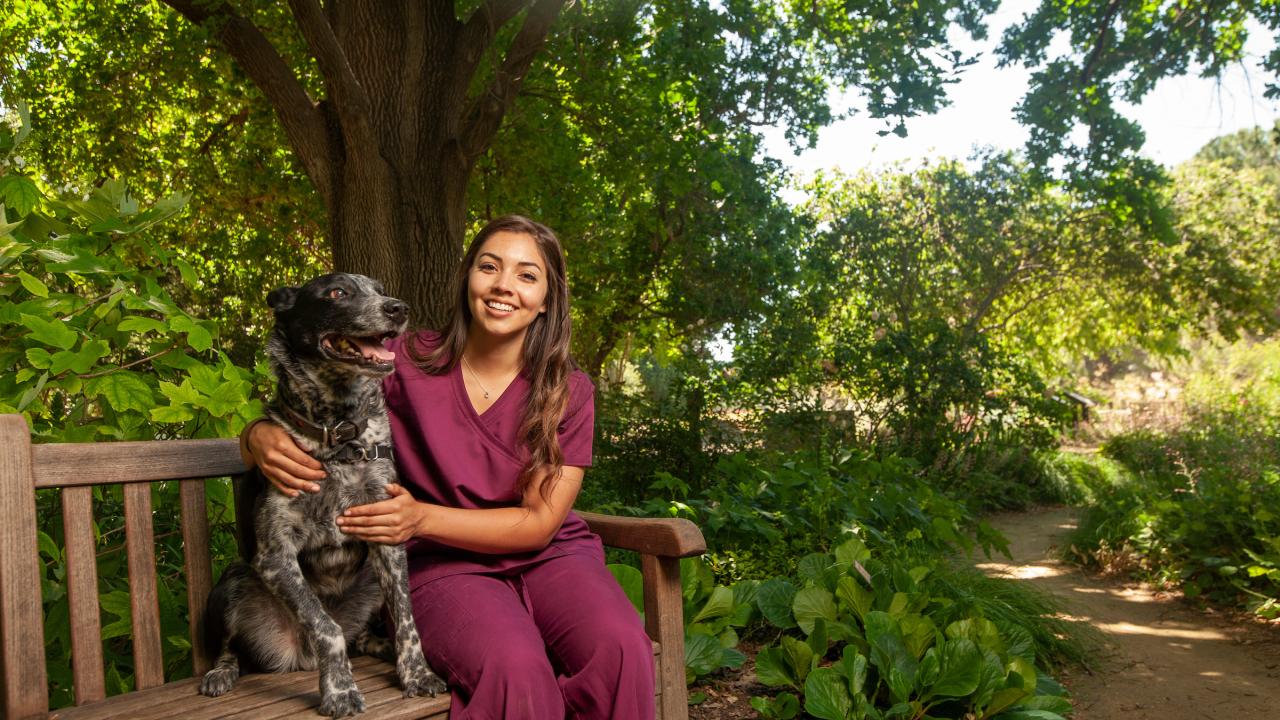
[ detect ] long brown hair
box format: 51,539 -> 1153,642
407,215 -> 576,498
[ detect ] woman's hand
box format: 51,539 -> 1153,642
244,420 -> 326,497
337,483 -> 430,544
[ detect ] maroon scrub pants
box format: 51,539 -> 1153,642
410,551 -> 655,719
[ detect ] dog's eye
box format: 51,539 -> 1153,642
328,288 -> 348,299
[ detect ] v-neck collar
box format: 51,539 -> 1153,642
454,359 -> 524,419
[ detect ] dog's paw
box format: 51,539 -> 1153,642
317,686 -> 366,717
198,666 -> 239,697
401,667 -> 448,698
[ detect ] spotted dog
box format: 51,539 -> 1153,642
199,273 -> 446,717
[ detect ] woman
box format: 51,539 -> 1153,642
242,215 -> 654,718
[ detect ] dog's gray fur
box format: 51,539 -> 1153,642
199,273 -> 446,716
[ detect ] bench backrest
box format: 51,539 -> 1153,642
0,414 -> 243,718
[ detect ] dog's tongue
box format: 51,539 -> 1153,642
351,336 -> 395,363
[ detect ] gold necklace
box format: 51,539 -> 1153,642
461,355 -> 492,399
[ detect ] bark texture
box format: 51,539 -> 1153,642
162,0 -> 566,328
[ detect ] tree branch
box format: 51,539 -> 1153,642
161,0 -> 334,204
285,0 -> 377,152
1078,0 -> 1123,88
460,0 -> 566,161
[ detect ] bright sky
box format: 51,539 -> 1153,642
763,0 -> 1280,178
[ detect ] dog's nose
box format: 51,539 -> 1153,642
383,299 -> 409,322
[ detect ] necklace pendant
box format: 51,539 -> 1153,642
483,391 -> 490,399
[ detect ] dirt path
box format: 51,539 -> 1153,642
977,507 -> 1280,720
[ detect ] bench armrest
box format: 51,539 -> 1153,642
577,511 -> 705,558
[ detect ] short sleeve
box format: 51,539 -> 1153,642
559,372 -> 595,467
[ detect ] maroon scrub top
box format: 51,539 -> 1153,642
382,332 -> 601,589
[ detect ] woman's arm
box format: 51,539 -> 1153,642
241,419 -> 328,497
337,465 -> 584,553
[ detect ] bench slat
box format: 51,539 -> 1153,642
124,483 -> 165,690
31,439 -> 242,489
104,655 -> 387,720
47,657 -> 450,720
63,486 -> 107,705
179,479 -> 213,676
0,414 -> 50,718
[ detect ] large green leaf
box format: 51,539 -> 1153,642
804,666 -> 854,720
753,645 -> 796,689
683,632 -> 723,680
834,536 -> 871,566
49,340 -> 109,375
0,175 -> 42,216
864,611 -> 917,702
779,635 -> 815,685
87,371 -> 153,413
756,578 -> 798,629
836,575 -> 874,621
20,312 -> 76,349
692,585 -> 735,624
793,586 -> 837,635
928,637 -> 981,698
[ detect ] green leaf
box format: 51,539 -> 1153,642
898,613 -> 937,659
804,666 -> 854,720
16,270 -> 47,297
606,564 -> 644,615
49,339 -> 109,375
834,536 -> 871,566
751,692 -> 799,720
754,645 -> 797,689
864,611 -> 917,702
25,347 -> 51,369
17,371 -> 48,411
20,313 -> 77,349
0,175 -> 42,216
158,379 -> 201,405
198,378 -> 249,416
36,530 -> 61,563
945,618 -> 1005,656
793,586 -> 837,635
116,315 -> 168,334
1013,695 -> 1073,714
692,585 -> 735,624
91,371 -> 153,413
150,404 -> 195,423
684,632 -> 723,680
836,575 -> 873,621
756,578 -> 798,629
779,635 -> 815,685
833,646 -> 868,697
928,637 -> 981,698
174,258 -> 198,287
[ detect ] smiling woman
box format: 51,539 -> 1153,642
244,215 -> 655,719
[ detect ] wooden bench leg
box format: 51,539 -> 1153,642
642,554 -> 687,720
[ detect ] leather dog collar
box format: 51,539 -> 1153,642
279,403 -> 367,448
330,444 -> 396,463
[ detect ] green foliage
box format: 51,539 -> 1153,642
747,539 -> 1075,720
0,101 -> 257,705
1064,338 -> 1280,618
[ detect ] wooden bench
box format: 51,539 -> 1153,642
0,414 -> 706,719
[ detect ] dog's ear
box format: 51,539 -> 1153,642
266,287 -> 299,312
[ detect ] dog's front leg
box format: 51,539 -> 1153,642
255,545 -> 365,717
369,543 -> 447,697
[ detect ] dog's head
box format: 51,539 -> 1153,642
266,273 -> 409,378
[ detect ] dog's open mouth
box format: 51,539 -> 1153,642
321,332 -> 398,368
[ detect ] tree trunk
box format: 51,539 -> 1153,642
164,0 -> 564,328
